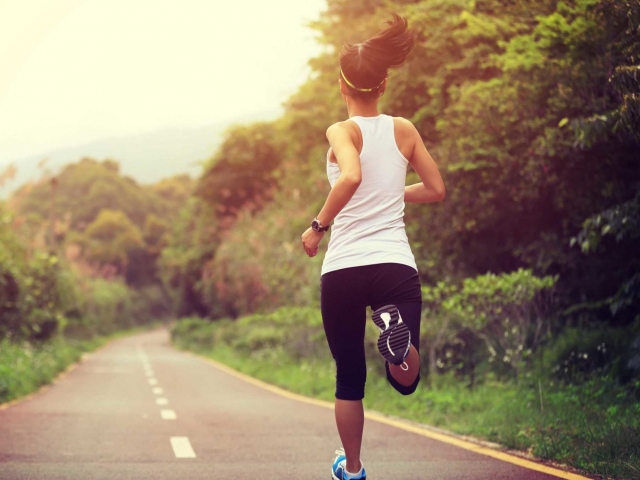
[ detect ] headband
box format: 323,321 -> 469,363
340,69 -> 385,92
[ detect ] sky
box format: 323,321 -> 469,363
0,0 -> 327,161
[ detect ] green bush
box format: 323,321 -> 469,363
69,278 -> 132,335
420,269 -> 557,383
63,278 -> 164,339
129,284 -> 173,323
0,336 -> 103,404
541,322 -> 640,385
0,209 -> 80,341
2,199 -> 170,344
171,316 -> 218,349
171,307 -> 332,362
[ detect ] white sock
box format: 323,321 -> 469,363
344,464 -> 363,479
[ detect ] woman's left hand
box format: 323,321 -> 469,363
301,227 -> 325,257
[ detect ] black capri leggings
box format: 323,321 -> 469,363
320,263 -> 422,401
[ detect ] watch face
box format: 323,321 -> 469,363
311,220 -> 320,231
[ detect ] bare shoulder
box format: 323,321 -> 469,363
328,120 -> 360,135
392,116 -> 419,159
392,116 -> 419,139
326,120 -> 361,149
326,120 -> 354,136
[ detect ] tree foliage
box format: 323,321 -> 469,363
82,209 -> 144,270
195,123 -> 283,223
1,159 -> 187,340
166,0 -> 638,326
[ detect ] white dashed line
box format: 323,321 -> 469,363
156,397 -> 169,405
161,409 -> 177,420
145,371 -> 154,377
170,437 -> 196,458
152,387 -> 163,395
148,378 -> 158,385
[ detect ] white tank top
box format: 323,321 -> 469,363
321,114 -> 417,276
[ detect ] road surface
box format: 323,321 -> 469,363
0,329 -> 583,479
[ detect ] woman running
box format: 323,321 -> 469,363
300,13 -> 445,480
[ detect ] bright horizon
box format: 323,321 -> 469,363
0,0 -> 327,163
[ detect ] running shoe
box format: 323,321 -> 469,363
371,304 -> 411,366
332,448 -> 366,480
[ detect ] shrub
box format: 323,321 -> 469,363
172,306 -> 332,361
0,222 -> 79,341
0,337 -> 101,404
542,322 -> 640,386
421,269 -> 557,383
170,317 -> 218,349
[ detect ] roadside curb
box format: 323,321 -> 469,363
184,348 -> 594,480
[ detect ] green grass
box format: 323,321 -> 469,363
0,336 -> 102,404
0,324 -> 162,405
172,315 -> 640,480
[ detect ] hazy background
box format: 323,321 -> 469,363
0,0 -> 325,196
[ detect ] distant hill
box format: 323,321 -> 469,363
0,111 -> 279,199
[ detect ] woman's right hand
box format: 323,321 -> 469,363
301,227 -> 325,257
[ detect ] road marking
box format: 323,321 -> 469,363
152,387 -> 164,395
156,397 -> 169,405
161,409 -> 176,420
170,437 -> 196,458
190,352 -> 591,480
148,378 -> 158,385
145,371 -> 154,377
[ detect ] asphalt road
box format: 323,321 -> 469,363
0,329 -> 577,479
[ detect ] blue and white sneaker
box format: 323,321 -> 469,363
332,448 -> 366,480
371,304 -> 411,367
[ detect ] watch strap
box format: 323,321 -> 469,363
312,218 -> 330,232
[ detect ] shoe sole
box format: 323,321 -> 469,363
331,470 -> 366,480
372,305 -> 411,365
378,323 -> 411,365
371,304 -> 400,331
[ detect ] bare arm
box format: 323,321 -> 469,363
301,122 -> 361,257
404,122 -> 445,203
316,123 -> 362,225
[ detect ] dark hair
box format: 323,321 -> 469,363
339,13 -> 415,100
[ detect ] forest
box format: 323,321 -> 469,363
1,0 -> 638,477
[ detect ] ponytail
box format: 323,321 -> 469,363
339,13 -> 416,99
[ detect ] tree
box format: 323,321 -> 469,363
12,158 -> 161,232
82,209 -> 144,272
195,122 -> 283,222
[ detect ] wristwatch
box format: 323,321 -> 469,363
311,217 -> 330,232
